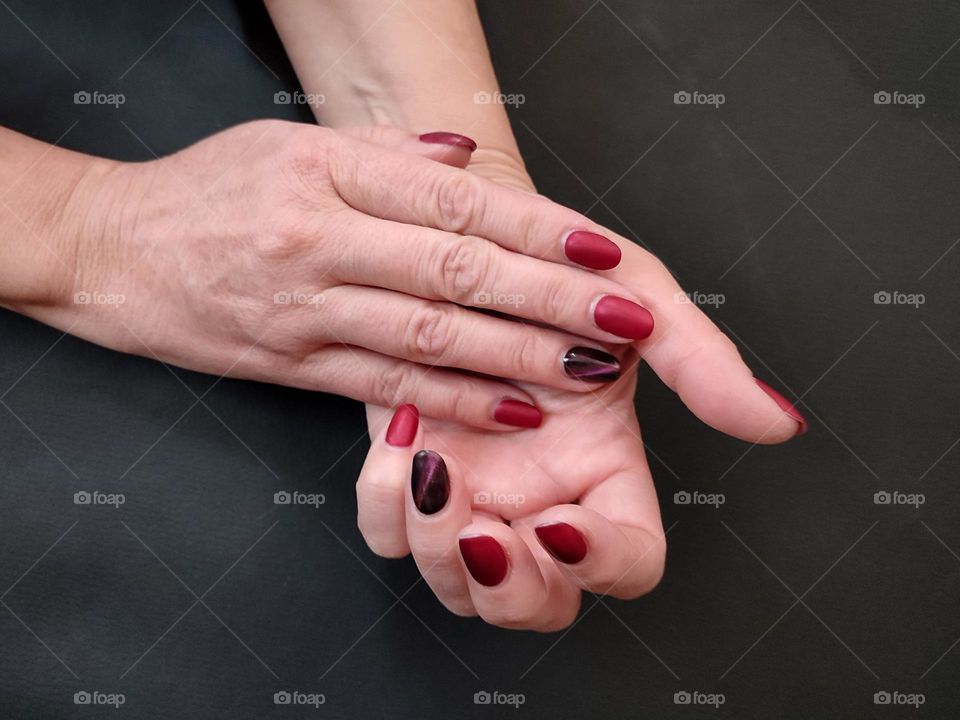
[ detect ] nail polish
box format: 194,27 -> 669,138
755,379 -> 808,436
411,450 -> 449,514
419,132 -> 478,152
564,231 -> 621,270
562,347 -> 621,382
493,398 -> 543,428
459,535 -> 509,586
594,295 -> 654,340
386,404 -> 419,447
535,522 -> 588,564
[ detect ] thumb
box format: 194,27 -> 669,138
339,125 -> 476,169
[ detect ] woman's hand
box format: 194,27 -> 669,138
17,120 -> 660,430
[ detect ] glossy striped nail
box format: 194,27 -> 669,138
411,450 -> 449,515
562,347 -> 620,382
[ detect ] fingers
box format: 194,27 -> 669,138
326,134 -> 626,272
330,213 -> 653,343
290,346 -> 542,430
320,285 -> 623,391
338,125 -> 475,169
356,404 -> 422,558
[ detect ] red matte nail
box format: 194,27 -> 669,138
564,231 -> 621,270
493,398 -> 542,428
594,295 -> 654,339
386,404 -> 419,447
755,379 -> 808,436
419,132 -> 477,152
459,535 -> 508,586
535,522 -> 587,564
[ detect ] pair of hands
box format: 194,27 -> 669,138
38,120 -> 804,630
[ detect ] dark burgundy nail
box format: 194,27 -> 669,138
755,379 -> 808,436
386,404 -> 419,447
564,231 -> 621,270
562,347 -> 620,382
493,398 -> 542,428
411,450 -> 449,515
594,295 -> 654,340
535,522 -> 588,564
419,132 -> 478,152
459,535 -> 508,586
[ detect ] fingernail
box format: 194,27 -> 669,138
411,450 -> 449,514
562,346 -> 621,382
755,379 -> 808,436
535,522 -> 588,564
386,403 -> 419,447
419,132 -> 478,152
459,535 -> 509,586
493,398 -> 543,428
594,295 -> 654,340
564,231 -> 621,270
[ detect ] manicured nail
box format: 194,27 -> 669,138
755,379 -> 808,436
386,404 -> 419,447
419,132 -> 477,152
459,535 -> 509,586
562,346 -> 621,382
411,450 -> 449,514
493,398 -> 543,428
564,231 -> 621,270
594,295 -> 654,340
535,522 -> 588,564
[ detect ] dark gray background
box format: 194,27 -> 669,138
1,0 -> 958,717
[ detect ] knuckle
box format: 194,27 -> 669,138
511,331 -> 543,379
438,237 -> 489,304
610,534 -> 667,599
536,275 -> 570,326
433,172 -> 484,234
404,305 -> 458,363
378,362 -> 416,406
